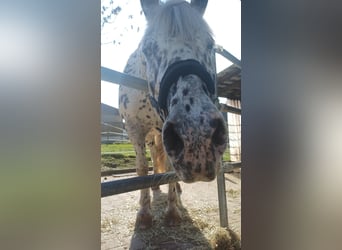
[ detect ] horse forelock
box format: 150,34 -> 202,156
145,0 -> 213,43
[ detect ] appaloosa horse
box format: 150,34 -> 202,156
119,0 -> 227,229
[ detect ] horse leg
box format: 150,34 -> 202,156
176,182 -> 182,194
146,133 -> 161,196
164,158 -> 182,226
132,134 -> 153,229
151,132 -> 182,193
150,133 -> 167,195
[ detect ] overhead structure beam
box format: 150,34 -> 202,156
215,45 -> 241,69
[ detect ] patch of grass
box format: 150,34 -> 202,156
101,143 -> 230,171
227,189 -> 240,198
101,154 -> 134,171
222,150 -> 230,162
101,143 -> 152,171
101,143 -> 151,158
101,143 -> 134,153
102,143 -> 228,159
101,153 -> 152,171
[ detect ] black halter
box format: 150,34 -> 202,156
149,59 -> 216,120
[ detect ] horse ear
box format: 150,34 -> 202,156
190,0 -> 208,16
140,0 -> 160,22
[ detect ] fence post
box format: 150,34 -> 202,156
217,161 -> 229,228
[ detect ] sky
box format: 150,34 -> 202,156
101,0 -> 241,108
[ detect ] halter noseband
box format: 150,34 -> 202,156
149,59 -> 216,120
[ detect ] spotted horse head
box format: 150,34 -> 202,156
140,0 -> 228,182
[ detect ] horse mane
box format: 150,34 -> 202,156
145,0 -> 213,42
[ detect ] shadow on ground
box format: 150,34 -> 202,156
129,192 -> 240,250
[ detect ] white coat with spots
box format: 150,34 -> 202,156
119,0 -> 227,229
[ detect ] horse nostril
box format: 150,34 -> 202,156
163,122 -> 184,157
211,118 -> 227,147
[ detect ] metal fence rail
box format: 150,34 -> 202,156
101,172 -> 179,197
101,67 -> 148,91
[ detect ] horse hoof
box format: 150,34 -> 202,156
164,207 -> 182,227
135,210 -> 153,229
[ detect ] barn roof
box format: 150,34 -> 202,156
217,63 -> 241,100
101,103 -> 124,132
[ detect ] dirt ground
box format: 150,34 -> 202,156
101,170 -> 241,250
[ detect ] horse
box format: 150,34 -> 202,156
119,0 -> 227,229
